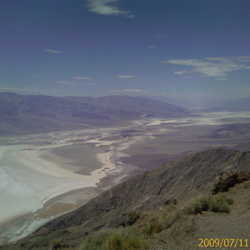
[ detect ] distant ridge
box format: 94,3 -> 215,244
3,149 -> 249,249
0,92 -> 189,135
202,97 -> 250,112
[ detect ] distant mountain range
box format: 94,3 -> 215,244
2,149 -> 249,249
0,92 -> 189,135
149,95 -> 250,110
200,97 -> 250,112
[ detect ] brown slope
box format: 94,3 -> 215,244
1,149 -> 250,249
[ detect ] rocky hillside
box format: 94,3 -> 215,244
1,149 -> 250,250
0,93 -> 189,135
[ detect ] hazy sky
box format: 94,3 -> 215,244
0,0 -> 250,106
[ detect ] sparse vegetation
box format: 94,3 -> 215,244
107,233 -> 124,250
79,228 -> 113,250
30,236 -> 49,248
140,201 -> 182,236
24,193 -> 236,250
125,210 -> 142,226
168,217 -> 196,241
79,226 -> 147,250
184,193 -> 233,215
50,239 -> 69,250
142,217 -> 164,236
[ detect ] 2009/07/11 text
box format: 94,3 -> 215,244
198,238 -> 249,248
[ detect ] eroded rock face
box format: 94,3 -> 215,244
212,171 -> 250,193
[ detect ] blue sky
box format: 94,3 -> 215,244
0,0 -> 250,107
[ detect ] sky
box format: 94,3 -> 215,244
0,0 -> 250,107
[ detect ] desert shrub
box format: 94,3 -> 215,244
199,195 -> 211,211
125,236 -> 145,249
80,226 -> 147,250
184,193 -> 233,215
107,235 -> 147,250
125,210 -> 142,226
106,232 -> 146,250
142,218 -> 164,236
161,208 -> 183,229
168,217 -> 196,243
107,233 -> 124,250
185,199 -> 203,215
31,236 -> 49,247
113,226 -> 147,250
50,239 -> 69,250
80,228 -> 115,250
208,193 -> 231,213
186,194 -> 212,214
140,205 -> 181,236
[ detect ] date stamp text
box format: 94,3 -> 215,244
198,238 -> 249,248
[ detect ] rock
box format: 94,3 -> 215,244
212,170 -> 250,193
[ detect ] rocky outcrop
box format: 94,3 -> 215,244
212,170 -> 250,193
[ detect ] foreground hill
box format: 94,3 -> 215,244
2,149 -> 250,249
0,93 -> 189,135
